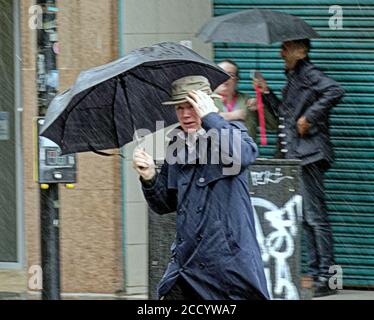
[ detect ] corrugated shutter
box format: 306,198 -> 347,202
213,0 -> 374,287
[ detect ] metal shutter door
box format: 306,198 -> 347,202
213,0 -> 374,288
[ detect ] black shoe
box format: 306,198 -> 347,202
313,278 -> 338,298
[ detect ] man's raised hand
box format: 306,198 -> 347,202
133,148 -> 156,181
186,90 -> 219,118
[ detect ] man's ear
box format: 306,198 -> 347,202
296,47 -> 307,60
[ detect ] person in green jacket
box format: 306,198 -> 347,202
214,60 -> 278,141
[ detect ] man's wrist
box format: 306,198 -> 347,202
140,175 -> 156,187
201,111 -> 217,119
201,112 -> 226,131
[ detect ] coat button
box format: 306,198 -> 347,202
198,177 -> 205,183
199,263 -> 206,269
197,234 -> 203,241
196,207 -> 202,213
178,208 -> 185,215
178,237 -> 184,244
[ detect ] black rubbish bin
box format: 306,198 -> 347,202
249,159 -> 303,300
148,159 -> 304,300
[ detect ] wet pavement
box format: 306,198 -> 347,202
313,290 -> 374,300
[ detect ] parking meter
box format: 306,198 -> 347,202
35,117 -> 77,184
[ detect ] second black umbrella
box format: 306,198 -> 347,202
197,9 -> 320,44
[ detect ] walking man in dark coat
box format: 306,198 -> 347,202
255,39 -> 345,297
133,75 -> 269,300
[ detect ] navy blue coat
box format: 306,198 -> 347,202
263,59 -> 345,167
142,113 -> 270,300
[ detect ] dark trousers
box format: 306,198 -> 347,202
301,161 -> 335,279
162,277 -> 266,300
161,278 -> 203,300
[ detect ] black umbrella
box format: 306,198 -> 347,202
40,42 -> 229,155
197,9 -> 320,44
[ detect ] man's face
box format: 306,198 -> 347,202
175,102 -> 202,133
215,61 -> 238,97
280,41 -> 307,71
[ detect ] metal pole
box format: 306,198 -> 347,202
36,0 -> 61,300
40,185 -> 60,300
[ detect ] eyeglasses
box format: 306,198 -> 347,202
227,72 -> 238,79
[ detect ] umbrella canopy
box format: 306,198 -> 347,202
40,42 -> 229,155
197,9 -> 320,44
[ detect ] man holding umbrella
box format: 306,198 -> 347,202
133,75 -> 270,300
39,41 -> 268,299
255,38 -> 345,297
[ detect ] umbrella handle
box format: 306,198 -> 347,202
254,84 -> 267,146
134,130 -> 147,148
133,131 -> 148,169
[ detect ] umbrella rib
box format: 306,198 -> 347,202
145,63 -> 190,72
118,75 -> 137,135
85,79 -> 123,158
66,86 -> 96,115
112,78 -> 121,147
138,61 -> 188,70
127,71 -> 170,95
87,144 -> 125,159
60,86 -> 96,149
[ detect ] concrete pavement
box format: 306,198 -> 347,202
22,290 -> 374,300
313,290 -> 374,300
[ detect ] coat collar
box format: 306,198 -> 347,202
165,126 -> 232,190
285,58 -> 310,77
166,126 -> 208,165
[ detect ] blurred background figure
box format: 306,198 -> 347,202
255,39 -> 345,297
214,60 -> 278,142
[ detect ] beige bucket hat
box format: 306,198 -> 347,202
162,75 -> 221,105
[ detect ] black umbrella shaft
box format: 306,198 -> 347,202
37,0 -> 61,300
